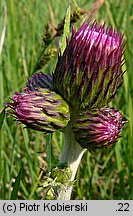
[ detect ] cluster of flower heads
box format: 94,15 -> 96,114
8,21 -> 126,151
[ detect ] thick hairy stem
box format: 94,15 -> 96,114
57,124 -> 86,200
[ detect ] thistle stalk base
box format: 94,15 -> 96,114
57,123 -> 86,200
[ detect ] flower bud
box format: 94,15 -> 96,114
9,89 -> 70,133
26,72 -> 53,91
53,21 -> 124,110
73,107 -> 125,151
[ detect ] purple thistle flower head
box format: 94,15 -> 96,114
53,21 -> 124,110
8,88 -> 70,133
73,107 -> 125,151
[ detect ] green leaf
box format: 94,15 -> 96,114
46,134 -> 59,171
60,5 -> 71,55
70,0 -> 79,9
10,167 -> 24,200
0,108 -> 5,130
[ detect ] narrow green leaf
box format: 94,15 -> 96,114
46,134 -> 59,171
71,0 -> 79,8
60,5 -> 71,55
0,108 -> 5,129
10,167 -> 24,200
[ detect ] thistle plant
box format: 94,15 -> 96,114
7,21 -> 125,200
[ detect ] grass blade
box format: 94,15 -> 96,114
10,167 -> 24,200
0,108 -> 5,129
60,5 -> 71,54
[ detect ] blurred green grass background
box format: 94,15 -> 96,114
0,0 -> 133,199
